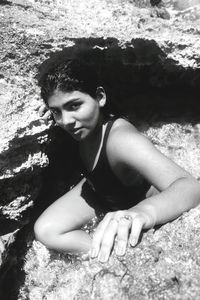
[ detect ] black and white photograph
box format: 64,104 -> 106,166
1,0 -> 200,299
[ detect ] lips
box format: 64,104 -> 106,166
70,127 -> 83,134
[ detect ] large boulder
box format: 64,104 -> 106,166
0,0 -> 200,299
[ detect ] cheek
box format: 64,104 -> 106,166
90,102 -> 100,116
80,104 -> 100,122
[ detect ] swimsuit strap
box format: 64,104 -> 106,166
101,118 -> 116,157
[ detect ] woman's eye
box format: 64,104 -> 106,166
70,103 -> 81,110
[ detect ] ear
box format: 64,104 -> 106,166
96,87 -> 106,107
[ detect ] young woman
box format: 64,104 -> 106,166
34,59 -> 200,263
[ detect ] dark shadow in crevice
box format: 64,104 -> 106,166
0,127 -> 49,182
0,219 -> 19,236
0,125 -> 82,299
0,223 -> 33,300
0,0 -> 11,6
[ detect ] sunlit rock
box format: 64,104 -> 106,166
1,0 -> 200,299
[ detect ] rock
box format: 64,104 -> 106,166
19,205 -> 200,300
0,230 -> 19,264
0,238 -> 4,265
150,7 -> 171,19
1,0 -> 200,299
173,0 -> 200,11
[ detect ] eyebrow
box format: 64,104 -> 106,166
49,98 -> 81,109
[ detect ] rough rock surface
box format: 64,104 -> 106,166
20,207 -> 200,300
19,122 -> 200,300
1,0 -> 200,299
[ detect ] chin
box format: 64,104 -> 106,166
71,131 -> 88,141
70,127 -> 94,141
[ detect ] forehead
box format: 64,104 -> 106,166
47,90 -> 89,108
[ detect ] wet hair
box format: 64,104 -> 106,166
39,59 -> 100,104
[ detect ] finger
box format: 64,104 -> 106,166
91,210 -> 124,260
98,218 -> 118,262
115,217 -> 132,256
38,104 -> 48,117
41,110 -> 52,120
129,215 -> 145,247
90,213 -> 113,258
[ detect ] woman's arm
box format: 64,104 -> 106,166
133,176 -> 200,227
108,119 -> 200,222
90,119 -> 200,262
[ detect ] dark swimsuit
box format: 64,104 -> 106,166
80,119 -> 151,212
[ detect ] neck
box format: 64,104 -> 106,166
80,113 -> 105,147
79,114 -> 108,172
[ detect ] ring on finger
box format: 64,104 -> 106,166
120,215 -> 132,222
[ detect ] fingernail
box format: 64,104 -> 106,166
90,248 -> 97,258
98,252 -> 109,263
130,237 -> 137,247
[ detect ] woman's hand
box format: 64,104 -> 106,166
90,208 -> 155,263
38,103 -> 53,123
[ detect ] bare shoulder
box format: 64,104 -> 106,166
110,118 -> 138,133
106,118 -> 150,164
108,118 -> 148,148
106,118 -> 190,191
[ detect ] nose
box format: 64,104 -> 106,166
59,111 -> 75,128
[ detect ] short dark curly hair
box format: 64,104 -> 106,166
39,59 -> 101,104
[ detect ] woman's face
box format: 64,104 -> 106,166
47,89 -> 104,141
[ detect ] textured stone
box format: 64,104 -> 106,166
19,205 -> 200,300
18,122 -> 200,300
1,0 -> 200,299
